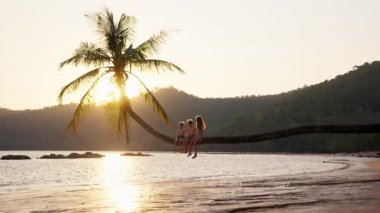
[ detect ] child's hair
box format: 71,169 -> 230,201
186,119 -> 193,124
178,121 -> 185,126
195,115 -> 206,130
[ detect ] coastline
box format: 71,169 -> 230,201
220,157 -> 380,213
369,159 -> 380,172
1,153 -> 380,212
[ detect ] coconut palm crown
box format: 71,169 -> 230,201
59,10 -> 184,145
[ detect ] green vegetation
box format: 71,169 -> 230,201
216,62 -> 380,152
1,62 -> 380,152
59,10 -> 183,145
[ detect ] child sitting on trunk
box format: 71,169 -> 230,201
188,116 -> 206,159
173,121 -> 185,153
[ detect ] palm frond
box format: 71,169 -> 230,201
123,45 -> 146,62
127,72 -> 169,125
60,42 -> 110,68
88,9 -> 115,39
88,10 -> 136,55
131,59 -> 184,74
66,73 -> 108,133
117,14 -> 136,43
58,67 -> 106,104
103,96 -> 131,145
135,31 -> 168,57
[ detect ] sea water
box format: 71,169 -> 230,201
0,151 -> 372,212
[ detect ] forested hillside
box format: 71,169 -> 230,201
217,62 -> 380,152
0,88 -> 277,150
1,62 -> 380,152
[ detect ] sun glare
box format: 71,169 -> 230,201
125,77 -> 142,98
93,77 -> 143,104
102,153 -> 140,211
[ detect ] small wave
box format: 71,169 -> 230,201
323,160 -> 350,171
228,200 -> 325,212
287,178 -> 380,187
30,209 -> 70,213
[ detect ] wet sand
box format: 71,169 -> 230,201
223,159 -> 380,213
1,156 -> 379,212
370,159 -> 380,172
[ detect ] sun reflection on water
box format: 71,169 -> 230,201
102,153 -> 140,212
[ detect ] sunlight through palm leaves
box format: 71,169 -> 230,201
59,9 -> 184,146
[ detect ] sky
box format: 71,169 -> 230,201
1,0 -> 380,110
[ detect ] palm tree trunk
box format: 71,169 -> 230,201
127,107 -> 173,143
125,110 -> 380,145
201,123 -> 380,145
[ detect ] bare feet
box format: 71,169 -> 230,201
192,155 -> 197,159
187,153 -> 192,157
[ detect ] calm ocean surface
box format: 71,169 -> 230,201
1,151 -> 341,190
0,151 -> 370,212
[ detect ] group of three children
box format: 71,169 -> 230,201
173,115 -> 206,159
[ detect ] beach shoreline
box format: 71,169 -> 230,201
369,159 -> 380,172
220,157 -> 380,213
1,153 -> 379,212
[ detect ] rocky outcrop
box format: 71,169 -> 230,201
1,155 -> 31,160
40,152 -> 104,159
121,152 -> 152,157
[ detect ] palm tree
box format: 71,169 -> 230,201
59,10 -> 183,145
59,10 -> 380,148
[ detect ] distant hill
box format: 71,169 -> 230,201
1,61 -> 380,152
217,61 -> 380,152
0,88 -> 278,151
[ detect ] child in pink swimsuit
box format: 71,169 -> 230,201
188,116 -> 206,159
185,119 -> 196,154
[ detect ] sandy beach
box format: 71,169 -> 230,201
370,159 -> 380,172
0,153 -> 379,212
197,158 -> 380,213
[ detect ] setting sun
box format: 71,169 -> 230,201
93,76 -> 143,104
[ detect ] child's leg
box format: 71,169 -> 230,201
192,138 -> 200,159
187,141 -> 192,156
187,137 -> 192,154
179,138 -> 184,153
184,138 -> 188,153
187,138 -> 193,156
173,137 -> 178,152
188,137 -> 196,156
181,138 -> 186,153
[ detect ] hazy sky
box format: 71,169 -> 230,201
1,0 -> 380,110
